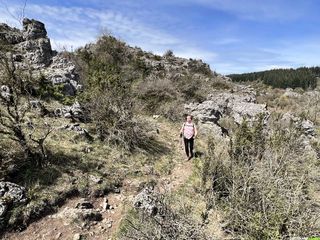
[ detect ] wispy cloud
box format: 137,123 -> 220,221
0,1 -> 217,62
166,0 -> 310,21
1,0 -> 320,74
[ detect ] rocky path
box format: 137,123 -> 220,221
3,119 -> 195,240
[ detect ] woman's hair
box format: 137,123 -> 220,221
186,115 -> 193,120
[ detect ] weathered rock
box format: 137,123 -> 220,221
0,24 -> 23,44
0,182 -> 27,204
55,102 -> 84,119
44,54 -> 80,95
61,123 -> 93,141
89,175 -> 103,184
30,100 -> 42,109
300,119 -> 316,137
0,182 -> 27,217
54,206 -> 102,224
280,113 -> 316,137
73,233 -> 82,240
62,82 -> 76,96
1,18 -> 82,96
101,197 -> 112,211
0,85 -> 11,102
11,18 -> 53,68
133,187 -> 162,217
22,18 -> 47,40
282,88 -> 301,98
185,89 -> 270,137
0,200 -> 8,217
75,199 -> 94,209
64,123 -> 88,135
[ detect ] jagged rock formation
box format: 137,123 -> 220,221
185,86 -> 270,136
0,18 -> 81,96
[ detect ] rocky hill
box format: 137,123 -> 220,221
0,19 -> 320,240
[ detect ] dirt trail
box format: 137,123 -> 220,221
3,119 -> 195,240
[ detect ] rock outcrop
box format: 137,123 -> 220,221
1,18 -> 81,96
185,87 -> 270,136
280,112 -> 316,137
0,182 -> 27,217
133,186 -> 163,217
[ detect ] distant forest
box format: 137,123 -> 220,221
228,67 -> 320,89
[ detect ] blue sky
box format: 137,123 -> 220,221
1,0 -> 320,74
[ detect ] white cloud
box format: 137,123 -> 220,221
1,2 -> 218,64
165,0 -> 309,21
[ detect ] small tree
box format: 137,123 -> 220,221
0,48 -> 31,159
163,49 -> 174,58
0,43 -> 52,167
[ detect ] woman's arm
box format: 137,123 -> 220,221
180,124 -> 184,133
194,124 -> 198,138
180,124 -> 184,136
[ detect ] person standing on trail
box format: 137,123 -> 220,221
180,115 -> 197,160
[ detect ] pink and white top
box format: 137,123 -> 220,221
183,122 -> 195,139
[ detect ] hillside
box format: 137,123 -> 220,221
0,19 -> 320,240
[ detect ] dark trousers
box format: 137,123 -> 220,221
184,137 -> 194,158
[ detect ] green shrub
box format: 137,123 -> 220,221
202,117 -> 318,239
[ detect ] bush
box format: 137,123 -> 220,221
78,35 -> 150,151
175,74 -> 207,102
202,117 -> 319,239
163,49 -> 174,58
136,77 -> 177,113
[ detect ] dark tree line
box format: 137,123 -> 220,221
228,67 -> 320,89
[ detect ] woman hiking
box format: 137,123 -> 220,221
180,115 -> 197,160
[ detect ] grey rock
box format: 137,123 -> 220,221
54,101 -> 84,119
30,100 -> 42,109
280,113 -> 316,137
301,119 -> 316,136
0,182 -> 27,217
62,83 -> 76,96
73,233 -> 82,240
0,200 -> 8,217
64,112 -> 72,118
0,23 -> 23,44
133,187 -> 163,217
17,37 -> 52,67
185,89 -> 270,136
89,175 -> 103,184
22,18 -> 47,40
0,85 -> 11,102
64,123 -> 87,134
0,181 -> 27,203
55,206 -> 102,224
282,88 -> 301,98
1,19 -> 82,96
54,108 -> 63,117
54,232 -> 62,239
0,85 -> 10,93
106,221 -> 113,228
75,199 -> 94,209
62,124 -> 92,140
102,197 -> 111,211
